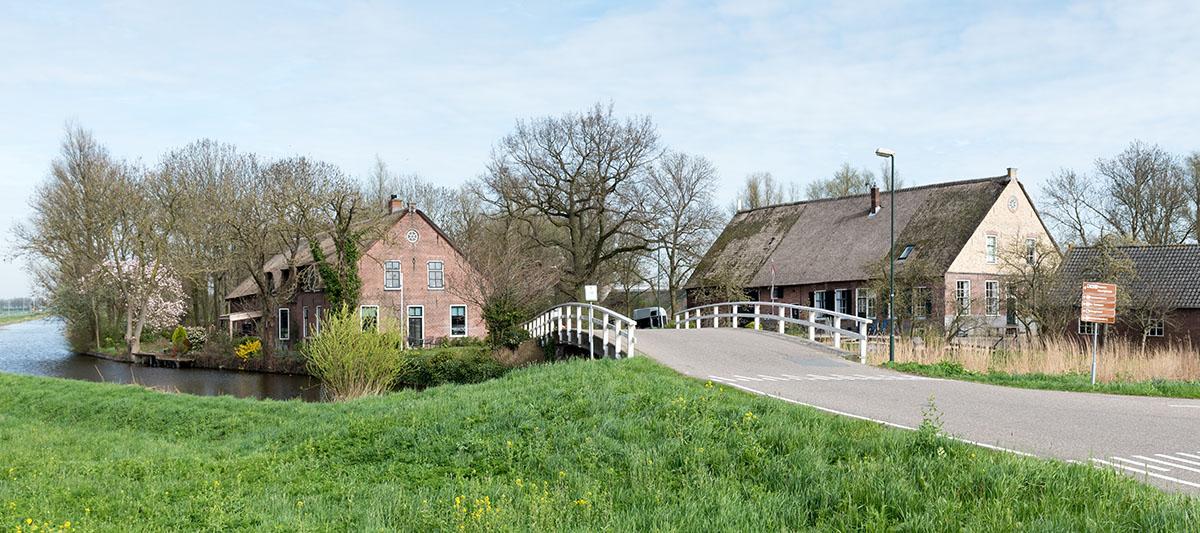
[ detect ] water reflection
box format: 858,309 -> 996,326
0,318 -> 322,401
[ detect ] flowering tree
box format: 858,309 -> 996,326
90,259 -> 187,352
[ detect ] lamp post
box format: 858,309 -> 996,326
875,148 -> 896,363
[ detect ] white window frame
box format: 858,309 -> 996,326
913,286 -> 931,319
1024,238 -> 1037,265
955,280 -> 971,315
985,235 -> 997,264
407,305 -> 425,346
302,306 -> 309,338
984,280 -> 1000,316
898,244 -> 914,261
855,288 -> 875,319
359,305 -> 379,332
384,260 -> 403,291
277,308 -> 290,341
1078,320 -> 1096,336
770,286 -> 783,300
427,260 -> 445,290
315,305 -> 322,335
450,305 -> 468,337
834,289 -> 849,315
1148,319 -> 1165,337
813,290 -> 827,310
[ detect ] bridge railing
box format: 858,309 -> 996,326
524,302 -> 637,359
674,301 -> 873,363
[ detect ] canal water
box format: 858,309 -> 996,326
0,318 -> 321,401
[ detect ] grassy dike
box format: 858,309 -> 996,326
1,358 -> 1197,531
887,361 -> 1200,399
0,312 -> 50,328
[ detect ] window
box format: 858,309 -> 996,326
384,260 -> 402,290
1078,321 -> 1096,336
315,305 -> 322,335
1148,319 -> 1165,337
302,306 -> 309,338
1025,238 -> 1037,265
855,288 -> 876,319
450,305 -> 467,337
984,281 -> 1000,316
898,244 -> 914,261
277,308 -> 290,340
360,305 -> 379,332
985,235 -> 997,264
427,261 -> 445,289
771,286 -> 783,300
407,306 -> 425,348
834,289 -> 850,315
955,280 -> 971,315
913,287 -> 933,319
812,290 -> 827,310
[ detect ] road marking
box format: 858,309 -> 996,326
1132,455 -> 1200,474
1177,452 -> 1200,461
1156,453 -> 1200,467
806,374 -> 834,380
732,375 -> 763,382
1108,456 -> 1171,472
757,374 -> 786,381
1168,404 -> 1200,408
1091,459 -> 1200,489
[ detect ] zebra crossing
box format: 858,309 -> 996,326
1091,451 -> 1200,489
708,372 -> 938,384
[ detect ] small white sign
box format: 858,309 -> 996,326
583,285 -> 598,302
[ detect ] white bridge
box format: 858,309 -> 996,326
524,300 -> 873,362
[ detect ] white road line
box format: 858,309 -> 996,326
1155,453 -> 1200,467
713,380 -> 1037,458
757,375 -> 786,381
806,374 -> 833,380
1132,455 -> 1200,474
1167,404 -> 1200,408
829,374 -> 856,380
732,375 -> 762,382
1177,452 -> 1200,461
1109,456 -> 1171,472
853,374 -> 884,380
781,374 -> 809,381
1091,459 -> 1200,489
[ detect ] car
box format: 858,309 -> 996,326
633,307 -> 667,329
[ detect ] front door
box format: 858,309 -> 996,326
407,306 -> 424,348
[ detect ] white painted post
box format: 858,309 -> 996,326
629,325 -> 637,357
603,313 -> 611,358
777,305 -> 785,334
614,320 -> 623,356
858,320 -> 868,364
712,306 -> 719,328
808,310 -> 816,341
754,305 -> 760,330
588,305 -> 595,360
674,313 -> 680,329
833,316 -> 842,349
575,306 -> 582,346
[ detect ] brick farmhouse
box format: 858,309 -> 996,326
686,170 -> 1055,335
223,199 -> 486,348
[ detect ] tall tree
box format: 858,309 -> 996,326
482,103 -> 660,298
1094,141 -> 1189,245
1187,151 -> 1200,243
645,151 -> 721,315
734,171 -> 786,210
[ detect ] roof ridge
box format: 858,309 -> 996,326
735,175 -> 1011,214
1071,243 -> 1200,250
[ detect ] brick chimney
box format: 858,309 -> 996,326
1006,167 -> 1018,180
869,185 -> 881,215
388,194 -> 403,214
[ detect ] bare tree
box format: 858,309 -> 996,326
1187,152 -> 1200,243
805,162 -> 873,200
1040,169 -> 1103,246
481,103 -> 659,299
644,151 -> 721,315
733,171 -> 786,211
367,155 -> 472,240
998,237 -> 1069,342
1095,141 -> 1190,245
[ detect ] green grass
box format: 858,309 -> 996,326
1,358 -> 1197,531
887,360 -> 1200,399
0,312 -> 49,327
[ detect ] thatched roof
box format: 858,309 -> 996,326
687,176 -> 1012,289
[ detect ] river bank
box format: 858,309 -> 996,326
0,311 -> 50,327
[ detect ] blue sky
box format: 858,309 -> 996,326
2,1 -> 1199,297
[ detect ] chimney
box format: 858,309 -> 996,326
407,202 -> 416,214
388,194 -> 403,214
869,185 -> 881,215
1006,167 -> 1018,180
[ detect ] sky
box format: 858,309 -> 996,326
2,0 -> 1199,298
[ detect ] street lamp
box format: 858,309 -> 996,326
875,148 -> 896,363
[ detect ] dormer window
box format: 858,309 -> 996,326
898,245 -> 914,261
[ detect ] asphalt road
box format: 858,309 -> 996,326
637,328 -> 1200,493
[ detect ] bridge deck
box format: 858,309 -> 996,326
637,328 -> 1200,493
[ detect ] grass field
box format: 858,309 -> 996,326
0,312 -> 49,328
887,360 -> 1200,399
1,358 -> 1197,531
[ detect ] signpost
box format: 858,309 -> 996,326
1080,282 -> 1117,385
583,285 -> 598,359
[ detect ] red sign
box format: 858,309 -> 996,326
1080,282 -> 1117,324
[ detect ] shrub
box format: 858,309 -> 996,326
234,337 -> 262,360
184,327 -> 207,351
482,300 -> 530,349
303,307 -> 405,401
170,325 -> 189,353
397,346 -> 508,388
437,336 -> 487,348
